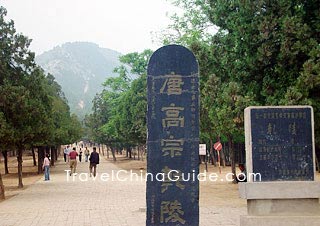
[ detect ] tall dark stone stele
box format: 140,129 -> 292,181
146,45 -> 199,226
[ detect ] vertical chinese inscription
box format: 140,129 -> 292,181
246,106 -> 315,181
147,45 -> 199,226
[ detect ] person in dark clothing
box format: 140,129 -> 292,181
236,163 -> 247,183
89,147 -> 99,177
79,148 -> 82,162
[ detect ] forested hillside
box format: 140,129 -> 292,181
36,42 -> 123,119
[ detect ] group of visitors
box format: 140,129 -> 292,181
64,146 -> 90,163
67,146 -> 99,176
42,146 -> 100,181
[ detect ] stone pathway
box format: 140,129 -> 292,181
0,154 -> 245,226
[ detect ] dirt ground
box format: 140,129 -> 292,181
0,154 -> 42,201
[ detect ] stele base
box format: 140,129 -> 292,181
239,181 -> 320,226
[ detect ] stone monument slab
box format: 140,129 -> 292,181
241,106 -> 320,226
245,106 -> 315,181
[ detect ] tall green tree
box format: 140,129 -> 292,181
0,111 -> 11,199
0,6 -> 83,187
1,6 -> 38,187
204,0 -> 320,144
162,0 -> 319,179
110,50 -> 151,147
86,50 -> 152,159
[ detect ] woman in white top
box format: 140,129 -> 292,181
42,154 -> 50,181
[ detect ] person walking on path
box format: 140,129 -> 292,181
89,147 -> 99,177
69,147 -> 78,176
79,148 -> 83,162
84,147 -> 90,162
42,154 -> 50,181
63,146 -> 70,162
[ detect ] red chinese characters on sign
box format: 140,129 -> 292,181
214,142 -> 222,151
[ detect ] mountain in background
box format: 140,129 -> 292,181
36,42 -> 122,119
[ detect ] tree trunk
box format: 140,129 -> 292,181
228,135 -> 236,184
143,145 -> 147,161
131,147 -> 135,160
57,145 -> 61,158
0,172 -> 5,200
2,151 -> 9,174
31,147 -> 37,166
50,146 -> 55,166
106,146 -> 110,159
110,147 -> 116,162
101,145 -> 105,156
210,138 -> 216,166
55,145 -> 59,160
38,146 -> 45,174
141,145 -> 145,161
17,148 -> 23,188
221,143 -> 226,167
55,148 -> 58,161
127,147 -> 132,159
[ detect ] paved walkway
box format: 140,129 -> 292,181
0,155 -> 245,226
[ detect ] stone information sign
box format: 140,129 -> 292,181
245,106 -> 315,181
146,45 -> 199,225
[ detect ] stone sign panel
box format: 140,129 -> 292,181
146,45 -> 199,225
245,106 -> 315,181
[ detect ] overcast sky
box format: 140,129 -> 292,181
0,0 -> 178,55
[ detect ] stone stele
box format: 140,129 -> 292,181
240,106 -> 320,226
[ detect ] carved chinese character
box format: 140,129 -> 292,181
161,166 -> 185,193
160,200 -> 186,224
161,136 -> 184,157
160,74 -> 184,95
162,104 -> 184,128
289,122 -> 297,135
267,123 -> 276,135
